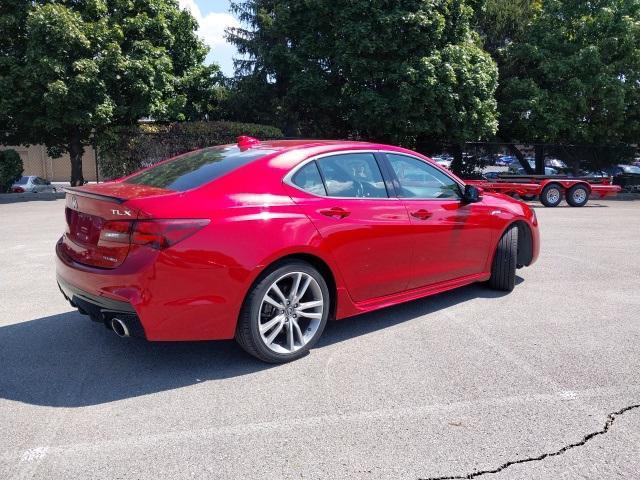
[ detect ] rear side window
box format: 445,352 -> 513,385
316,153 -> 388,198
292,162 -> 327,196
125,146 -> 274,191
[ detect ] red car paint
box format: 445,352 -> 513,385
56,139 -> 539,341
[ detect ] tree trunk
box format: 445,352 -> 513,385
450,143 -> 464,176
534,145 -> 545,175
68,128 -> 85,186
507,144 -> 534,174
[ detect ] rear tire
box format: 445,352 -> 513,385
540,184 -> 562,207
235,261 -> 330,363
566,184 -> 589,207
489,225 -> 518,292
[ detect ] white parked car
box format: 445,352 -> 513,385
10,176 -> 57,193
431,155 -> 452,169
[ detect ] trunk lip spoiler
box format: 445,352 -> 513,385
63,186 -> 126,204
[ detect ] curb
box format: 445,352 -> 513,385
0,192 -> 66,204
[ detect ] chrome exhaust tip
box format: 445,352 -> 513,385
110,317 -> 130,338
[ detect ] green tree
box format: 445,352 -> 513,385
228,0 -> 499,156
0,0 -> 222,185
0,149 -> 23,192
474,0 -> 541,54
496,0 -> 640,171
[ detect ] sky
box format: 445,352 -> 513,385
177,0 -> 240,76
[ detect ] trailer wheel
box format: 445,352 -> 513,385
566,184 -> 589,207
489,225 -> 518,292
540,184 -> 562,207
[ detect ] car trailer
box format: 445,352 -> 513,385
465,175 -> 621,207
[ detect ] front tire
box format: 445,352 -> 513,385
489,225 -> 518,292
236,261 -> 330,363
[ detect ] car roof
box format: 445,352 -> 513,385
234,138 -> 429,170
255,139 -> 381,150
208,137 -> 453,184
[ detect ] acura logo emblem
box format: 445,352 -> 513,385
71,195 -> 78,209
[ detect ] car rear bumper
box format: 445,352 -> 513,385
57,275 -> 147,338
55,237 -> 242,341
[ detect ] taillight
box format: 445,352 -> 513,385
99,221 -> 132,244
96,219 -> 208,249
132,219 -> 209,250
12,187 -> 24,193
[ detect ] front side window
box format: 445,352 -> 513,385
125,146 -> 274,192
315,153 -> 388,198
387,154 -> 461,199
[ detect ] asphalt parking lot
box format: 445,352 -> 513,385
1,196 -> 639,479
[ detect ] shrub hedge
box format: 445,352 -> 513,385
0,149 -> 23,193
97,121 -> 283,180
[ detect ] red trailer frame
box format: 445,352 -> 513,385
466,175 -> 621,207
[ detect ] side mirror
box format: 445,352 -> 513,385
462,185 -> 482,203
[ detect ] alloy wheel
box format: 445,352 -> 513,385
258,272 -> 324,354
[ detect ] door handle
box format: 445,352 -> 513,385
319,207 -> 351,219
410,209 -> 432,220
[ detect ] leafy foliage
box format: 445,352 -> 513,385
474,0 -> 542,53
0,149 -> 23,192
97,121 -> 283,180
227,0 -> 499,146
0,0 -> 224,185
497,0 -> 640,146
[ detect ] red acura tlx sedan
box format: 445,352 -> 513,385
56,137 -> 539,363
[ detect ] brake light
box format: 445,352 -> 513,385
131,219 -> 210,250
12,186 -> 24,193
99,221 -> 132,244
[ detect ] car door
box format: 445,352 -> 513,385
34,177 -> 47,192
41,178 -> 54,192
27,177 -> 37,192
383,153 -> 495,289
285,152 -> 415,302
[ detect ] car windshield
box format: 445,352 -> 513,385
16,176 -> 29,185
621,165 -> 640,174
125,145 -> 275,191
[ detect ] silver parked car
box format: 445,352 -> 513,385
11,176 -> 57,193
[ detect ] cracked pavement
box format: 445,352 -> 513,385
1,198 -> 639,479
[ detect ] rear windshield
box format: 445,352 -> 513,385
16,176 -> 29,185
125,146 -> 274,191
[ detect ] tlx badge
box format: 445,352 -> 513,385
111,209 -> 132,216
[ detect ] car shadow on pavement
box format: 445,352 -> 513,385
529,203 -> 609,208
0,279 -> 520,408
319,279 -> 522,347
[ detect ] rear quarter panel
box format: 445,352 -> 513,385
124,161 -> 344,340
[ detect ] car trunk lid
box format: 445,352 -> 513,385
60,183 -> 172,268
